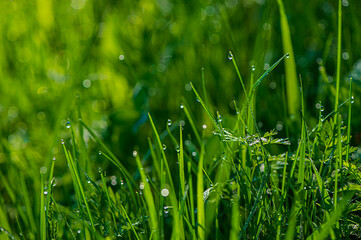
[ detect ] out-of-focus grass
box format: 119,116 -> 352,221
0,0 -> 361,239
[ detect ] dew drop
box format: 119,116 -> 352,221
320,105 -> 324,112
164,206 -> 170,214
351,96 -> 354,104
192,152 -> 196,157
119,54 -> 125,61
285,53 -> 290,58
176,145 -> 180,153
61,139 -> 65,144
44,191 -> 48,195
52,156 -> 56,161
120,179 -> 124,185
40,166 -> 47,174
167,119 -> 172,126
132,150 -> 138,157
139,182 -> 145,190
161,188 -> 169,197
251,65 -> 256,71
227,51 -> 233,60
217,115 -> 222,123
180,104 -> 184,109
66,121 -> 71,128
202,124 -> 207,129
162,144 -> 167,150
77,229 -> 81,234
99,151 -> 102,155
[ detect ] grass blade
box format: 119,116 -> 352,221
277,0 -> 299,117
197,144 -> 205,240
134,152 -> 158,239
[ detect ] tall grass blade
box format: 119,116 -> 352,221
197,144 -> 205,240
277,0 -> 299,117
134,152 -> 158,239
40,172 -> 46,240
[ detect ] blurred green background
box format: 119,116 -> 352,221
1,0 -> 361,232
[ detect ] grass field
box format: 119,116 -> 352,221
1,0 -> 361,239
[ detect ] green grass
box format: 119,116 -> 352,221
1,0 -> 361,239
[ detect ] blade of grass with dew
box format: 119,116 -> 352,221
249,53 -> 289,99
135,153 -> 157,239
187,158 -> 197,239
197,143 -> 205,240
334,0 -> 342,117
180,99 -> 202,146
277,0 -> 299,117
62,142 -> 96,232
228,51 -> 249,101
345,80 -> 353,164
148,113 -> 184,239
333,0 -> 343,218
298,78 -> 306,190
40,172 -> 46,240
190,83 -> 220,131
179,126 -> 185,197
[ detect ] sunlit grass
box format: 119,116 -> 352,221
0,0 -> 361,239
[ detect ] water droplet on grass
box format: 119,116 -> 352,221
176,145 -> 180,153
132,150 -> 138,157
167,119 -> 172,126
251,65 -> 256,71
139,182 -> 145,190
40,166 -> 47,174
351,96 -> 354,104
161,188 -> 169,197
66,121 -> 71,128
61,139 -> 65,144
164,206 -> 170,214
285,53 -> 290,58
202,124 -> 207,129
227,51 -> 233,60
180,104 -> 184,109
162,144 -> 167,150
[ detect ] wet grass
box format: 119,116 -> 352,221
1,0 -> 361,239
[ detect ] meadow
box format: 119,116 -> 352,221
0,0 -> 361,239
